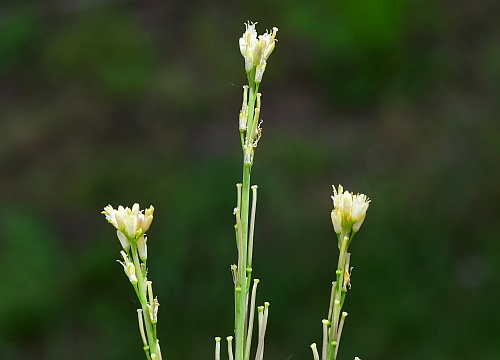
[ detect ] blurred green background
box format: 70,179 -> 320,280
1,1 -> 499,359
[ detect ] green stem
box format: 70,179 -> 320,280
235,77 -> 259,360
331,231 -> 352,360
247,85 -> 260,150
131,243 -> 158,358
247,86 -> 257,145
235,162 -> 252,360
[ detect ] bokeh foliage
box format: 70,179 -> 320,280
1,1 -> 499,359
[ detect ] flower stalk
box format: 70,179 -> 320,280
216,22 -> 278,360
311,185 -> 370,360
102,204 -> 162,360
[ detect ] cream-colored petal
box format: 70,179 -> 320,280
116,230 -> 130,251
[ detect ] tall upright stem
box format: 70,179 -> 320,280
235,78 -> 259,360
235,162 -> 252,360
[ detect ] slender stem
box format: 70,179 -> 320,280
321,319 -> 329,360
310,343 -> 320,360
247,185 -> 258,270
248,95 -> 261,150
235,81 -> 260,360
156,340 -> 163,360
329,232 -> 351,360
327,281 -> 336,321
137,309 -> 151,360
228,336 -> 235,360
235,161 -> 251,360
235,209 -> 244,283
234,72 -> 262,360
215,337 -> 221,360
334,312 -> 348,359
237,184 -> 243,210
331,300 -> 340,342
240,131 -> 245,150
255,302 -> 269,360
246,86 -> 257,146
131,243 -> 158,357
257,306 -> 264,336
244,279 -> 260,360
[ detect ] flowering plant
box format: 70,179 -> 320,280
101,22 -> 371,360
310,186 -> 370,360
102,204 -> 162,360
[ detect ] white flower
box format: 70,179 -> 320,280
254,27 -> 278,83
239,22 -> 278,82
102,204 -> 155,246
239,22 -> 258,71
331,185 -> 370,233
102,205 -> 125,230
258,28 -> 278,62
351,193 -> 370,231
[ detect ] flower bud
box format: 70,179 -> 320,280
116,230 -> 130,251
137,235 -> 148,261
331,210 -> 342,234
118,251 -> 138,284
142,206 -> 154,233
352,213 -> 366,232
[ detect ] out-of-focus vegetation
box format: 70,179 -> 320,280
1,1 -> 499,359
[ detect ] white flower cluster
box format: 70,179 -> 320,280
102,203 -> 154,258
239,22 -> 278,83
331,185 -> 370,234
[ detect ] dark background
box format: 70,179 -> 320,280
1,1 -> 499,359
